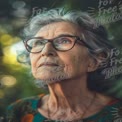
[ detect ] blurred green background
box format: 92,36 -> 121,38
0,0 -> 122,120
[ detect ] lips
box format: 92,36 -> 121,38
39,62 -> 59,67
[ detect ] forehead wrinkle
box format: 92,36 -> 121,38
35,24 -> 57,38
35,22 -> 81,39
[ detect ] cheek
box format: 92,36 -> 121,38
62,55 -> 79,73
65,54 -> 89,74
72,56 -> 83,69
30,54 -> 35,66
30,54 -> 39,73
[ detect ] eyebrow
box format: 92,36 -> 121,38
35,33 -> 77,39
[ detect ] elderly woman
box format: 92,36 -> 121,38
7,8 -> 122,122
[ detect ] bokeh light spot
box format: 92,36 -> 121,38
0,34 -> 13,45
1,75 -> 17,87
12,1 -> 26,9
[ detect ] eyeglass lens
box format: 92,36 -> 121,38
26,36 -> 76,52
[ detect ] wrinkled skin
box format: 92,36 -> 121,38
30,21 -> 97,85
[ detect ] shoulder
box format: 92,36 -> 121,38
99,99 -> 122,121
107,98 -> 122,107
7,94 -> 45,111
84,99 -> 122,121
6,94 -> 45,122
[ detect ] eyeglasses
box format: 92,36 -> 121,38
23,34 -> 87,53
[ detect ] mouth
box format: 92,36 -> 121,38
39,62 -> 59,67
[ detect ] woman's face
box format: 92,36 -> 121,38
30,22 -> 96,84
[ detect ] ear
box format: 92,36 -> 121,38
87,58 -> 99,72
87,52 -> 107,72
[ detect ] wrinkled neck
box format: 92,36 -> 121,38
47,77 -> 94,110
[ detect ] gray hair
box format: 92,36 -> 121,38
23,8 -> 113,61
22,8 -> 117,94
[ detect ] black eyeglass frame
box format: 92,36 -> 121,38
23,34 -> 90,53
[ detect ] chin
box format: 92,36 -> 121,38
34,73 -> 70,87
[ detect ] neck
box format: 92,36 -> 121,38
47,76 -> 95,111
38,77 -> 113,121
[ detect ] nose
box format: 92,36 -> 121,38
41,42 -> 57,57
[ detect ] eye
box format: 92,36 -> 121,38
33,39 -> 43,46
56,37 -> 72,44
29,39 -> 45,47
